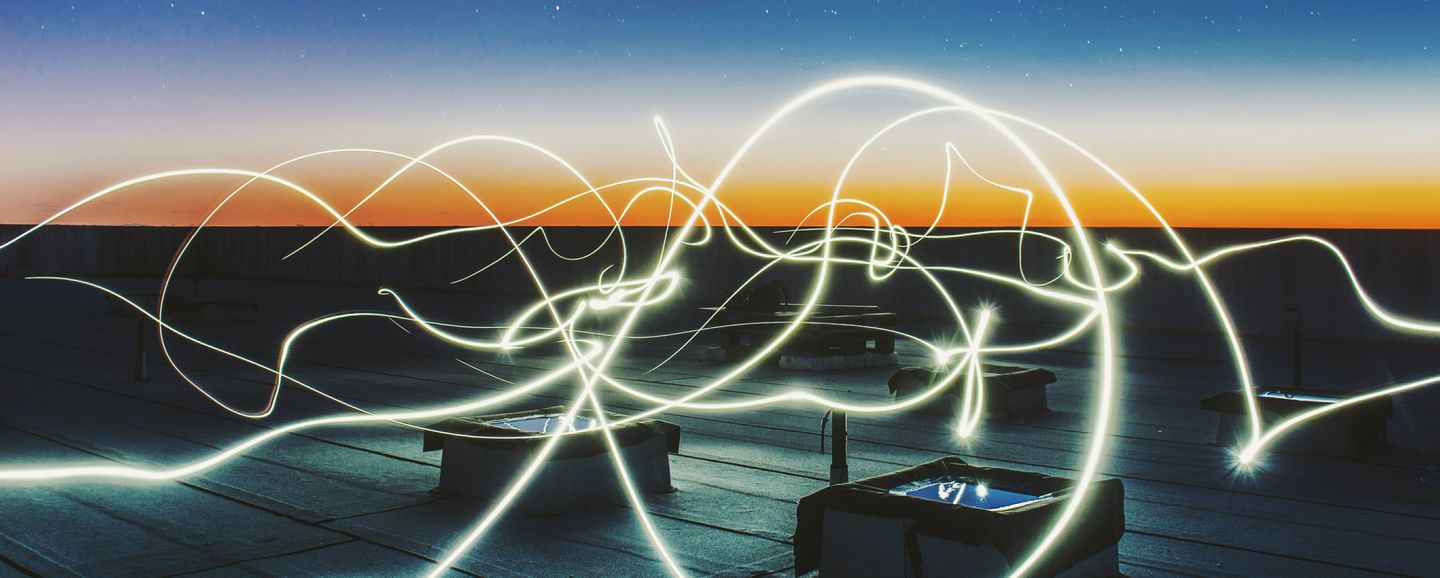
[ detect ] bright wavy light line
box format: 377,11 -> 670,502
957,345 -> 987,439
424,362 -> 604,577
978,108 -> 1266,446
14,284 -> 650,452
149,147 -> 542,416
944,95 -> 1114,578
642,231 -> 993,388
276,310 -> 992,431
61,137 -> 659,574
620,77 -> 1110,578
381,272 -> 680,351
286,134 -> 626,264
1118,235 -> 1440,334
449,184 -> 708,285
447,78 -> 990,575
730,78 -> 1112,578
782,105 -> 1052,287
743,77 -> 1113,578
21,278 -> 609,442
603,312 -> 990,414
26,276 -> 401,419
0,167 -> 511,254
1237,373 -> 1440,465
0,344 -> 581,481
389,129 -> 691,576
0,77 -> 1107,578
777,226 -> 1074,287
582,388 -> 687,576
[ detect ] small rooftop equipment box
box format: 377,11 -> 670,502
795,457 -> 1123,578
704,280 -> 900,370
1200,388 -> 1390,459
889,365 -> 1057,421
423,406 -> 680,513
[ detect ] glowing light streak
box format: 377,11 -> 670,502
1,75 -> 1435,578
1117,235 -> 1440,334
1237,373 -> 1440,466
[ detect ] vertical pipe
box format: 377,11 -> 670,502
829,410 -> 848,484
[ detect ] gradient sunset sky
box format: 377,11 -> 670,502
2,1 -> 1437,228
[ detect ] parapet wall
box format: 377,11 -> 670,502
4,224 -> 1438,345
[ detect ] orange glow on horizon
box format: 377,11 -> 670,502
8,177 -> 1437,230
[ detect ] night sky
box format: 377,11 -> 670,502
3,1 -> 1437,227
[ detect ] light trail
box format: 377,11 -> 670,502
0,75 -> 1436,577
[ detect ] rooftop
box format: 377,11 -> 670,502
1,277 -> 1437,577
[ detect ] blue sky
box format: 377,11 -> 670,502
2,1 -> 1437,226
